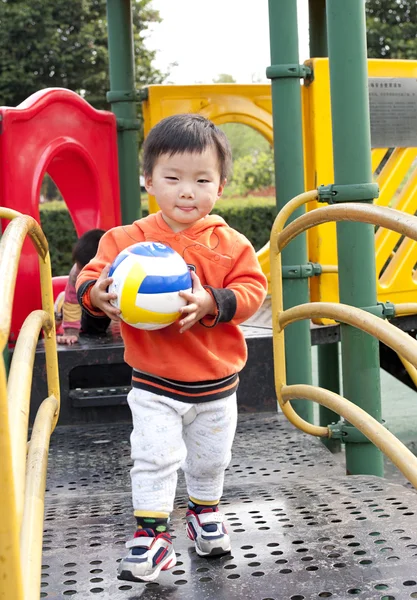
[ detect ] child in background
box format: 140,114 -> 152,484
55,228 -> 109,344
76,114 -> 267,583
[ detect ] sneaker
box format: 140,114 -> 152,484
117,528 -> 176,583
186,508 -> 231,557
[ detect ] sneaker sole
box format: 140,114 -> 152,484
195,544 -> 231,557
117,555 -> 176,583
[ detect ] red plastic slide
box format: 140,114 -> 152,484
0,88 -> 121,339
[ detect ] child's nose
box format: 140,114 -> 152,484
180,186 -> 194,199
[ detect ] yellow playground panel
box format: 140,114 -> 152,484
303,58 -> 417,308
142,60 -> 417,308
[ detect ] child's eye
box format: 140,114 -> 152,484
165,177 -> 178,181
198,179 -> 210,183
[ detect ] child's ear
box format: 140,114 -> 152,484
217,178 -> 227,198
144,174 -> 153,194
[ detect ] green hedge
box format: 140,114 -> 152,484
40,199 -> 275,276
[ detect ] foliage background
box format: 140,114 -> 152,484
366,0 -> 417,59
0,0 -> 166,144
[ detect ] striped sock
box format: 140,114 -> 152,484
135,515 -> 170,534
188,497 -> 219,514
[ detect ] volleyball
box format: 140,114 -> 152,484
108,242 -> 192,330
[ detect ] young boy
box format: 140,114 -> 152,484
55,228 -> 110,345
76,114 -> 267,583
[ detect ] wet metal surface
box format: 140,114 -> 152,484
42,413 -> 417,600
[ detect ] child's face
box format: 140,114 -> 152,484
144,147 -> 225,232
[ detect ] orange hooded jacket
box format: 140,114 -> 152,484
76,212 -> 267,402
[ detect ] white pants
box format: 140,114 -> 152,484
127,387 -> 238,513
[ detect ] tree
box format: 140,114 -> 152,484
213,74 -> 236,84
366,0 -> 417,59
0,0 -> 165,109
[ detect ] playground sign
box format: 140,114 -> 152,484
369,77 -> 417,148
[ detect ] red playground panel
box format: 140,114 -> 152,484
0,88 -> 121,339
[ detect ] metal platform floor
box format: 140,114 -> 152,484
41,413 -> 417,600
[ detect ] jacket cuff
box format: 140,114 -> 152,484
77,280 -> 106,318
200,287 -> 237,328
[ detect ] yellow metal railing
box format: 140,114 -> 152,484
270,192 -> 417,489
0,209 -> 60,600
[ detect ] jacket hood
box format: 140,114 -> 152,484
135,211 -> 230,239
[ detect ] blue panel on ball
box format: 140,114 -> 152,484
128,242 -> 174,258
108,249 -> 129,277
139,271 -> 192,294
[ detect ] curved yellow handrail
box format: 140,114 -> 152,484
0,209 -> 60,600
275,301 -> 417,439
0,214 -> 49,348
279,302 -> 417,366
277,202 -> 417,251
270,192 -> 417,490
0,345 -> 23,598
257,189 -> 319,285
281,384 -> 417,489
21,395 -> 58,598
7,311 -> 54,530
395,303 -> 417,317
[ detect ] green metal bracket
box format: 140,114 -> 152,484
318,183 -> 379,204
381,301 -> 396,318
106,90 -> 137,103
116,118 -> 140,132
329,421 -> 387,443
282,262 -> 322,279
360,302 -> 396,319
266,64 -> 312,80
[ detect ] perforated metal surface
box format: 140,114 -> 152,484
42,414 -> 417,600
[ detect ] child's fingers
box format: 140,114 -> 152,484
190,269 -> 203,291
105,307 -> 121,321
180,303 -> 198,315
179,311 -> 197,330
103,291 -> 118,302
179,289 -> 195,302
99,276 -> 113,290
179,318 -> 197,333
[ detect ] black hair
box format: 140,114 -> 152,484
72,228 -> 105,268
142,113 -> 232,181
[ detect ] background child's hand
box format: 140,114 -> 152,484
89,264 -> 121,321
178,271 -> 216,333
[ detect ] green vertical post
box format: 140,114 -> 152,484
268,0 -> 313,422
106,0 -> 141,225
309,0 -> 328,57
318,343 -> 341,452
309,0 -> 341,450
326,0 -> 383,476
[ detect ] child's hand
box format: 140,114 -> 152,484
178,271 -> 216,333
89,264 -> 121,322
57,333 -> 79,345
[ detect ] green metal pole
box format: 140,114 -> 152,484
326,0 -> 383,476
309,0 -> 328,57
318,343 -> 341,452
268,0 -> 313,422
309,0 -> 341,450
106,0 -> 141,225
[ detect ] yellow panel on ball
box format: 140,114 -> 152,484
119,261 -> 181,325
